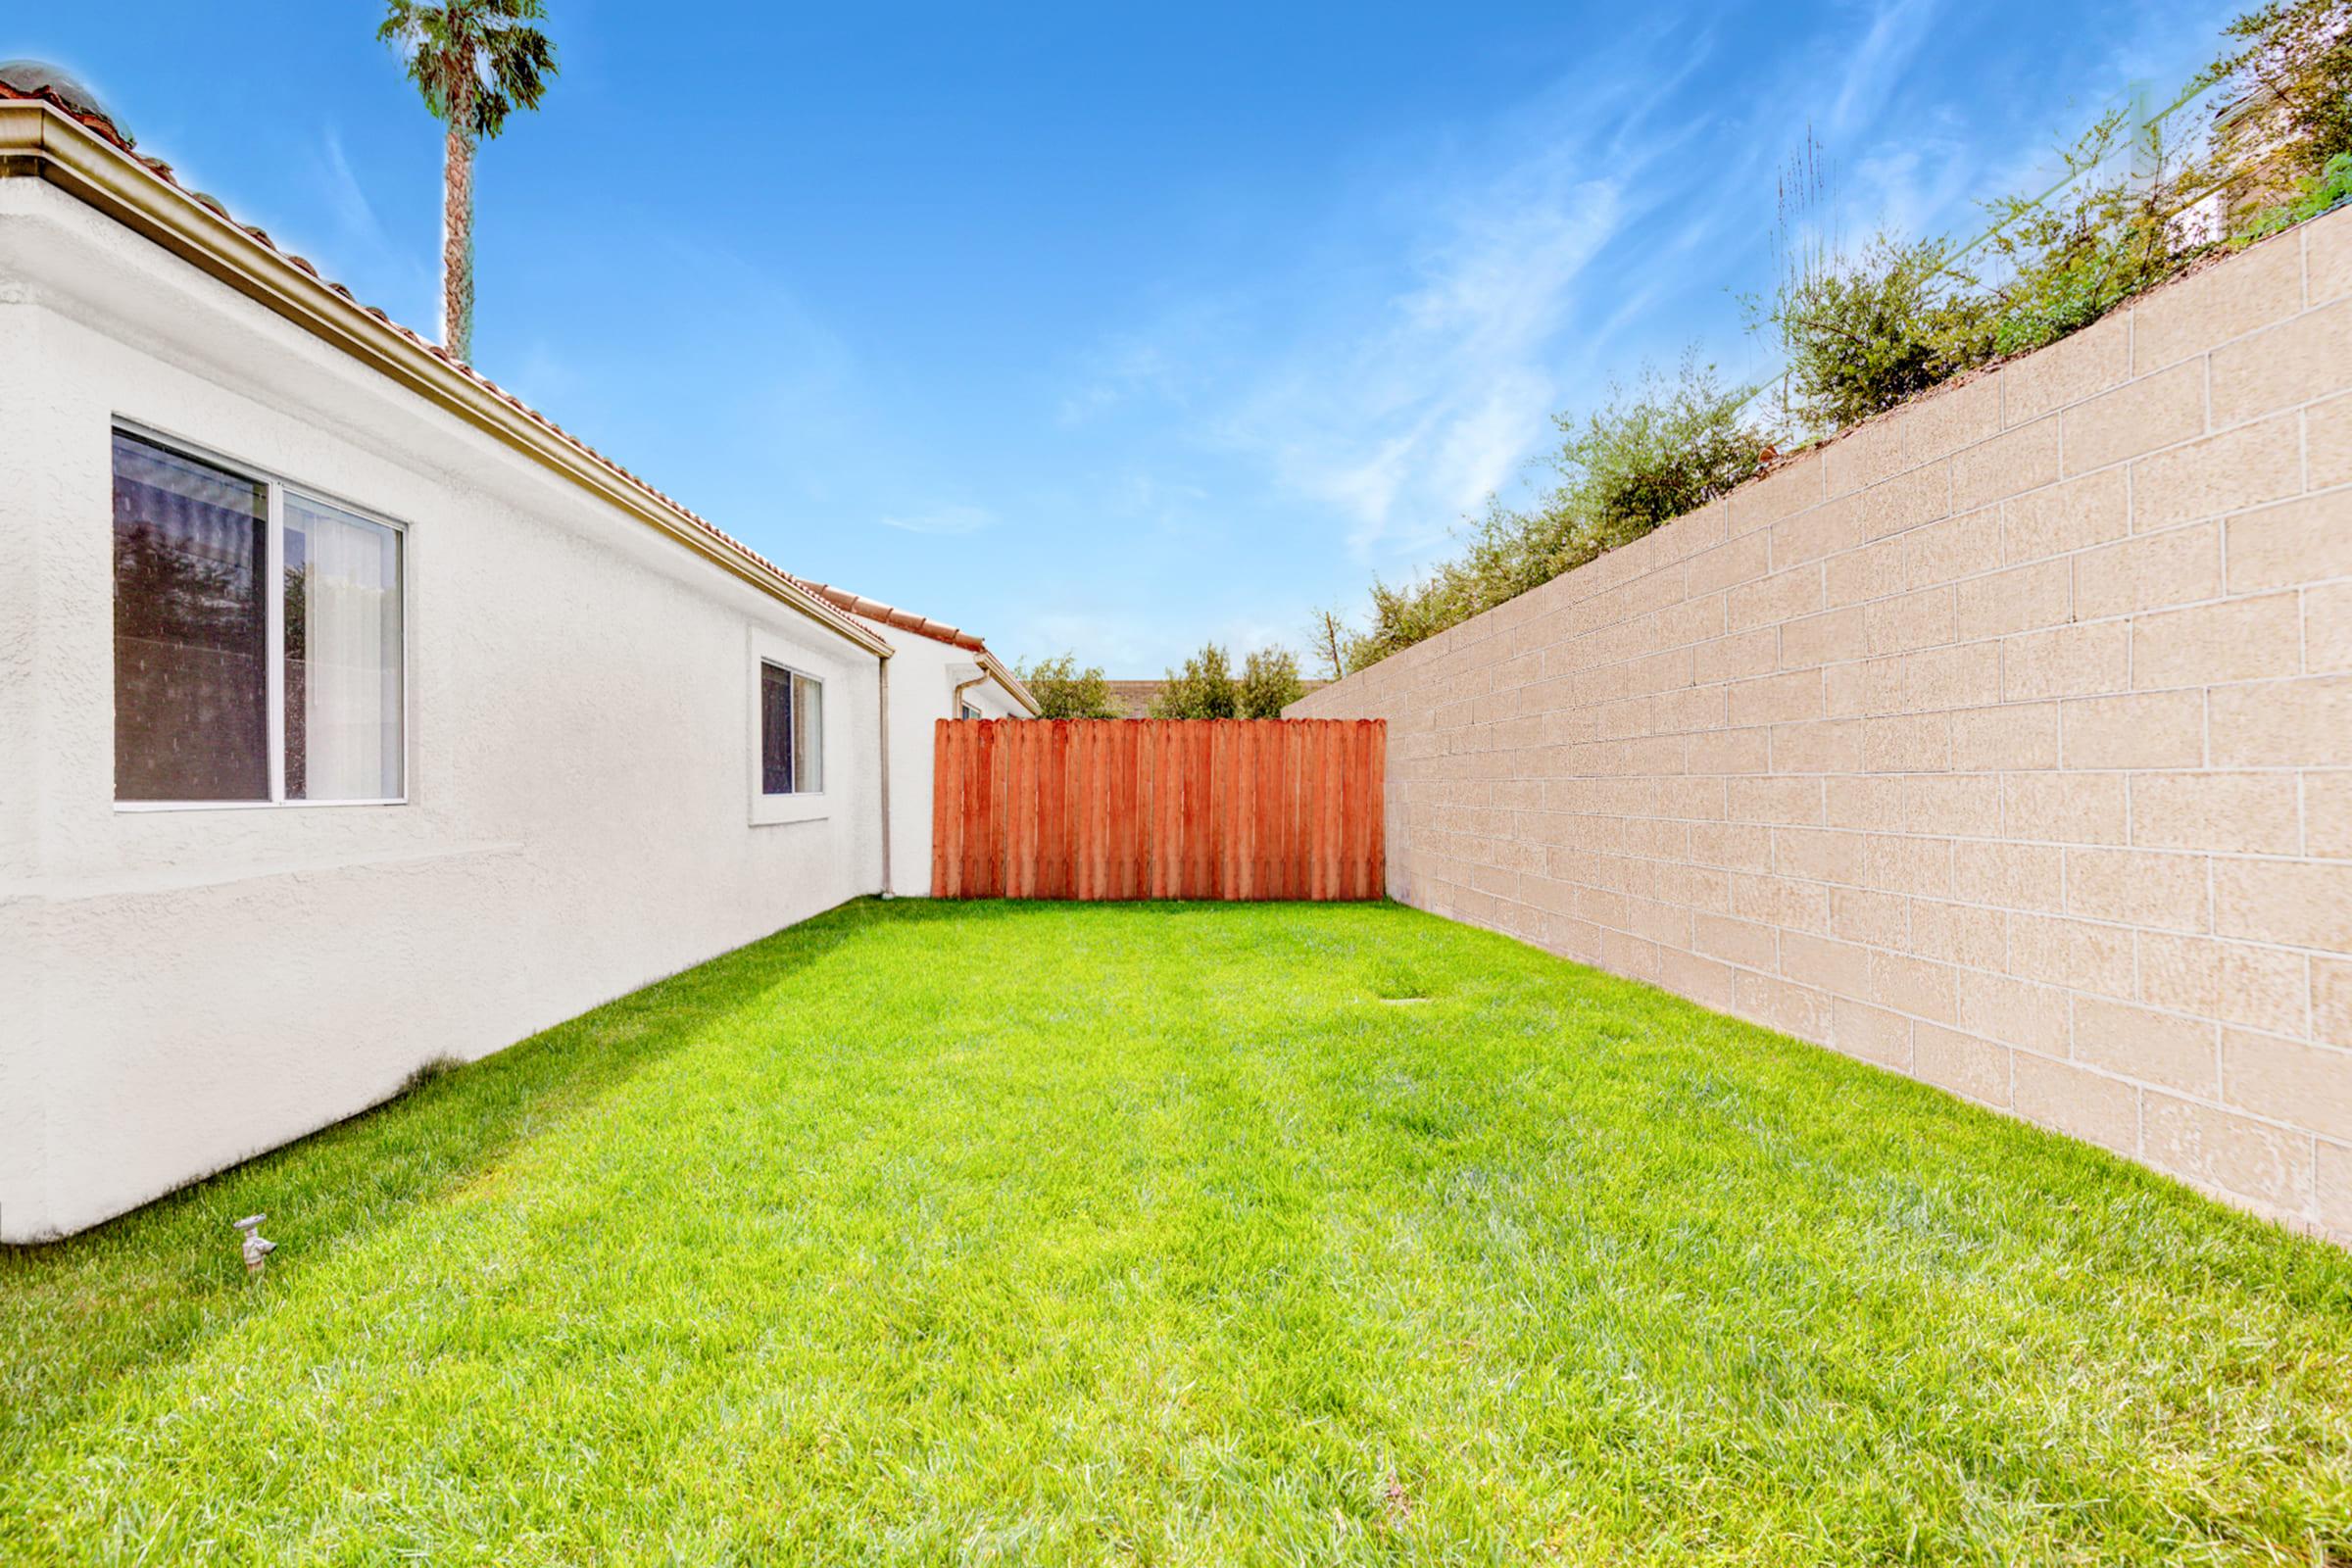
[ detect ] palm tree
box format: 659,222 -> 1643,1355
378,0 -> 557,364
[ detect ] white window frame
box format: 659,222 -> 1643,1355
111,419 -> 411,813
747,625 -> 840,827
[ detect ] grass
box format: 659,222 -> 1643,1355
5,899 -> 2351,1565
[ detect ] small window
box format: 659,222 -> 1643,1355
113,428 -> 405,806
760,662 -> 823,795
960,700 -> 983,720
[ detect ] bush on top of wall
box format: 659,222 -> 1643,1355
1325,0 -> 2352,676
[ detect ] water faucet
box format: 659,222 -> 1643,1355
234,1214 -> 276,1275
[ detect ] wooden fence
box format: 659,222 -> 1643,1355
930,718 -> 1386,901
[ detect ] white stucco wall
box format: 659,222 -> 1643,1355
0,180 -> 884,1241
864,617 -> 1025,896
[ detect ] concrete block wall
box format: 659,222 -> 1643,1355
1293,206 -> 2352,1240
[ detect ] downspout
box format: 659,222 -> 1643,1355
877,653 -> 894,900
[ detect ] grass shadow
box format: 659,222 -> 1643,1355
0,895 -> 893,1453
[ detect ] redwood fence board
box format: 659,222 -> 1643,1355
931,718 -> 1385,901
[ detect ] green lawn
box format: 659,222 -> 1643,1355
5,900 -> 2350,1565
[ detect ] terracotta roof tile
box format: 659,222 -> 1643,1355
788,579 -> 987,654
782,578 -> 1040,715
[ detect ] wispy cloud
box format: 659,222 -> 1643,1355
1828,0 -> 1945,138
1104,470 -> 1215,540
504,339 -> 588,412
1847,115 -> 1981,241
1231,156 -> 1627,561
879,503 -> 996,536
1019,608 -> 1168,670
1008,595 -> 1332,674
1057,328 -> 1206,425
1047,17 -> 1726,579
317,129 -> 387,249
288,125 -> 436,325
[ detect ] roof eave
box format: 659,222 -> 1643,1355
0,98 -> 892,660
978,651 -> 1040,716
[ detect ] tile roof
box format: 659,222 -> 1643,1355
0,76 -> 891,659
1103,680 -> 1165,718
789,579 -> 988,654
788,578 -> 1040,715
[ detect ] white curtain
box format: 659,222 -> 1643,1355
288,495 -> 402,800
794,672 -> 823,793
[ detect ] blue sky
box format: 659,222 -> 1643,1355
24,0 -> 2231,672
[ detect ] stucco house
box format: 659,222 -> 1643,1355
788,580 -> 1038,896
0,67 -> 1024,1240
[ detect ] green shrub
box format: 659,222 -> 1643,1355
1519,357 -> 1773,574
2235,151 -> 2352,244
1342,575 -> 1476,672
1151,644 -> 1239,719
1237,648 -> 1306,718
1973,109 -> 2201,358
1758,235 -> 1997,431
1342,359 -> 1771,670
1325,0 -> 2343,681
1014,653 -> 1121,719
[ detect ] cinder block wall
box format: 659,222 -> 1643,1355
1294,207 -> 2352,1240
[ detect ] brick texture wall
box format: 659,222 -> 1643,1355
1293,207 -> 2352,1241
